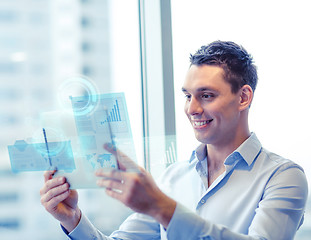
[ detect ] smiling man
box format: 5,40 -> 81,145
40,41 -> 308,240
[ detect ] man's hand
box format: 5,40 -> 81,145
40,170 -> 81,232
96,144 -> 177,228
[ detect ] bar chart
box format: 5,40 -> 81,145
100,99 -> 122,125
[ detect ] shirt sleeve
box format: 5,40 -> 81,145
66,213 -> 113,240
110,212 -> 161,240
64,211 -> 161,240
248,164 -> 308,239
166,164 -> 308,240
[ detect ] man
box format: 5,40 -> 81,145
40,41 -> 308,239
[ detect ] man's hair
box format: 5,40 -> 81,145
190,40 -> 258,93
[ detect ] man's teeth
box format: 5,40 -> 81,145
193,120 -> 211,126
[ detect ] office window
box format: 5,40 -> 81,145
0,0 -> 142,239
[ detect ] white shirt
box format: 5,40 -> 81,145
66,133 -> 308,240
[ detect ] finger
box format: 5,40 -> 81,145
40,176 -> 66,195
44,170 -> 57,182
103,143 -> 140,172
137,166 -> 145,173
42,189 -> 71,212
118,155 -> 140,172
96,178 -> 124,190
105,187 -> 123,200
41,182 -> 70,204
95,169 -> 123,181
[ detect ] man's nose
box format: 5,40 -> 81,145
187,97 -> 203,115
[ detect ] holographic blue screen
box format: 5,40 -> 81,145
8,139 -> 75,173
71,92 -> 136,169
54,92 -> 137,189
7,84 -> 137,188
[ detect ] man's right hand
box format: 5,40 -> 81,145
40,170 -> 81,232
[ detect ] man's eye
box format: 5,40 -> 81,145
202,94 -> 213,99
184,95 -> 191,100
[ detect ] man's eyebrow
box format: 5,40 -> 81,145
181,87 -> 188,93
181,87 -> 216,92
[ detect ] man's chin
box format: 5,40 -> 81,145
194,133 -> 211,145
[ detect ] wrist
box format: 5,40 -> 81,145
150,195 -> 177,228
61,208 -> 82,233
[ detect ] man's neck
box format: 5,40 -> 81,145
205,131 -> 251,188
207,130 -> 251,168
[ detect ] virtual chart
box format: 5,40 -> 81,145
70,92 -> 135,171
53,92 -> 137,188
8,140 -> 75,172
7,91 -> 136,188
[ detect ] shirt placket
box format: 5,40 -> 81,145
196,153 -> 242,211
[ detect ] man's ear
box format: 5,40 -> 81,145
239,85 -> 253,111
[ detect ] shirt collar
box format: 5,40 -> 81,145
230,133 -> 262,166
189,144 -> 207,163
189,133 -> 262,166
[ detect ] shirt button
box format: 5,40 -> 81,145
200,199 -> 206,204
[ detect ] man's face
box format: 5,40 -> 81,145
182,65 -> 243,146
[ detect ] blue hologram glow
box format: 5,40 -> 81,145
7,91 -> 137,189
55,92 -> 138,189
8,140 -> 76,172
31,127 -> 67,158
57,76 -> 99,116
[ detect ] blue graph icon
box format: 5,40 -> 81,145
100,100 -> 122,125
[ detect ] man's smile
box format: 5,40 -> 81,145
191,119 -> 213,128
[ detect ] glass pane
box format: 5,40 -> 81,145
0,0 -> 142,239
